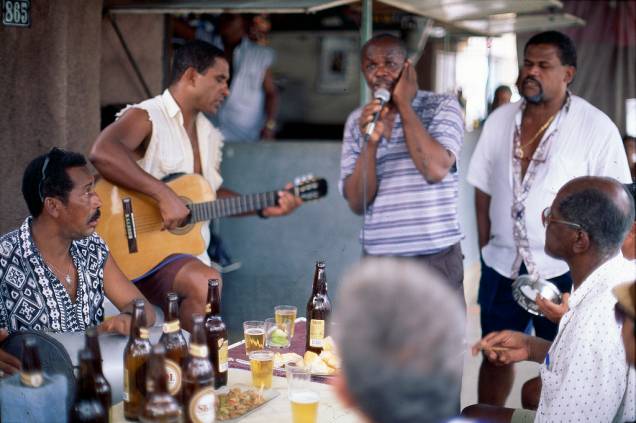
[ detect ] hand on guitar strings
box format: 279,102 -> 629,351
157,186 -> 191,230
259,183 -> 303,218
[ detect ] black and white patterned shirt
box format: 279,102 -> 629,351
0,217 -> 107,332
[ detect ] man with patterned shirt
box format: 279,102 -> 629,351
467,31 -> 631,405
0,148 -> 155,375
463,176 -> 636,423
339,34 -> 465,296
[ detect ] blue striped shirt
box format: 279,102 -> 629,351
339,91 -> 464,255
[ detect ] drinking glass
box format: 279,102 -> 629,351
287,363 -> 318,423
243,321 -> 265,355
265,317 -> 291,349
274,305 -> 297,338
249,350 -> 274,389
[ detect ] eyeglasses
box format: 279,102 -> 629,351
541,207 -> 584,230
38,147 -> 61,203
38,155 -> 51,203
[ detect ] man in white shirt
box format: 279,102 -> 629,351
467,30 -> 631,405
463,176 -> 636,422
90,41 -> 301,331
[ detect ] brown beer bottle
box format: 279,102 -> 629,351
85,327 -> 112,414
69,349 -> 108,423
20,336 -> 44,388
158,292 -> 188,401
204,279 -> 221,318
124,299 -> 153,420
204,279 -> 228,388
182,315 -> 216,423
305,261 -> 332,354
139,344 -> 182,423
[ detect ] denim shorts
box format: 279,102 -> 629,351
478,259 -> 572,341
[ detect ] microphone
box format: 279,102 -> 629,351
364,88 -> 391,139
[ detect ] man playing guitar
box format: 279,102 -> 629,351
90,41 -> 302,331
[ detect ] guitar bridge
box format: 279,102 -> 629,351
122,198 -> 138,253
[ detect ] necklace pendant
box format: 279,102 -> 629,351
65,274 -> 71,285
515,146 -> 524,159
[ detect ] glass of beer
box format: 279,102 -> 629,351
266,317 -> 291,349
243,320 -> 265,355
275,305 -> 297,338
249,350 -> 274,389
287,364 -> 318,423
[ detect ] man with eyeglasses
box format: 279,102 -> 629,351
466,30 -> 631,406
463,176 -> 636,422
0,148 -> 156,376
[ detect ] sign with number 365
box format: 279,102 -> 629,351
2,0 -> 30,27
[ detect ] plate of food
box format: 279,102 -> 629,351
272,336 -> 341,377
215,384 -> 279,422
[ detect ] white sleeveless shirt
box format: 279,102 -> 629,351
117,89 -> 224,265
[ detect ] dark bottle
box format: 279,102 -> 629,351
204,279 -> 221,318
20,336 -> 44,388
139,344 -> 182,423
204,279 -> 228,389
182,315 -> 215,423
158,292 -> 188,401
205,315 -> 228,389
305,261 -> 332,354
69,349 -> 108,423
85,327 -> 112,415
124,299 -> 153,421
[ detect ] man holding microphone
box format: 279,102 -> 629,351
339,34 -> 465,299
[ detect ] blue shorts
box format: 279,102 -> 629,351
478,259 -> 572,341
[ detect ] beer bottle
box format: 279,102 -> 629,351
124,299 -> 153,420
69,349 -> 108,423
139,344 -> 182,423
85,327 -> 112,414
204,279 -> 228,388
204,279 -> 221,318
20,336 -> 44,388
305,261 -> 332,354
182,315 -> 216,423
158,292 -> 188,401
205,315 -> 228,389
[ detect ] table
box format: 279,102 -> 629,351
228,319 -> 332,383
110,368 -> 358,422
111,319 -> 357,422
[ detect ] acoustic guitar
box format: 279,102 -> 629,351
95,174 -> 328,280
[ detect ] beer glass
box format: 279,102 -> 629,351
265,317 -> 291,349
287,364 -> 318,423
274,305 -> 297,338
249,350 -> 274,389
243,320 -> 265,355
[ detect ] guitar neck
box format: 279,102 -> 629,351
188,190 -> 282,222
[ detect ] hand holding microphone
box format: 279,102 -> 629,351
363,88 -> 391,143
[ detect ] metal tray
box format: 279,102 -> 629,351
216,383 -> 279,422
512,274 -> 562,316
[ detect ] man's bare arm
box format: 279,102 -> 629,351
475,188 -> 492,249
261,68 -> 279,140
90,108 -> 189,229
98,255 -> 156,335
394,61 -> 456,183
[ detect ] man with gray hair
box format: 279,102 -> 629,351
463,176 -> 636,422
331,258 -> 466,423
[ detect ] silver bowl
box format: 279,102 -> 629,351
512,274 -> 562,316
